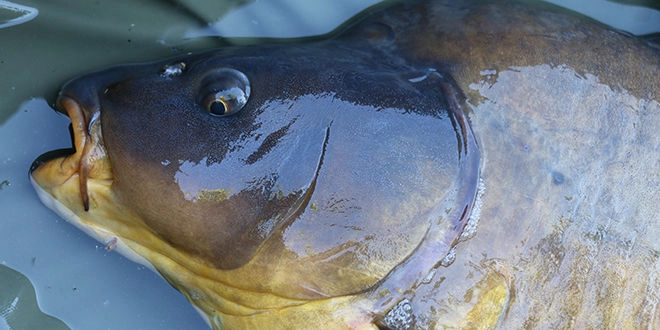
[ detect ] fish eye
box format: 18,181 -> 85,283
196,68 -> 250,117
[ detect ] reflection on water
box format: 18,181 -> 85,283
185,0 -> 384,38
0,264 -> 69,330
546,0 -> 660,35
0,1 -> 38,29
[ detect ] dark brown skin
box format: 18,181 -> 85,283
60,43 -> 480,275
31,0 -> 659,328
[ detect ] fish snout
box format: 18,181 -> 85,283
31,91 -> 112,212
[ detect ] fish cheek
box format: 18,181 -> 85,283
99,97 -> 274,270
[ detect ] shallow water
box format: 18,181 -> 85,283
0,0 -> 658,329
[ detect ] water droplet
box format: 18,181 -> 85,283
161,62 -> 186,78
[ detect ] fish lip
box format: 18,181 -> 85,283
29,148 -> 75,173
30,111 -> 78,173
31,95 -> 109,212
61,95 -> 98,212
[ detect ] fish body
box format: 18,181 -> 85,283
31,0 -> 659,328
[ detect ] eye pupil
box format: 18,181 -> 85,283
209,100 -> 228,116
196,68 -> 250,117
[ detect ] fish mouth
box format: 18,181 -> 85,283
30,96 -> 112,212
